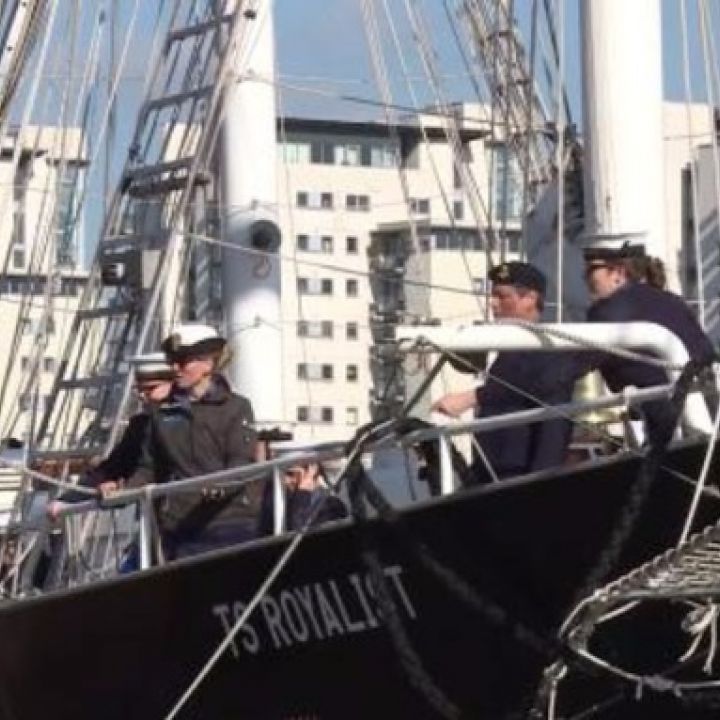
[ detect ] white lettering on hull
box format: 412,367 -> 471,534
211,564 -> 416,656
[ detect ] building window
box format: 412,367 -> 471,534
311,141 -> 334,164
296,191 -> 334,210
43,357 -> 56,373
12,248 -> 24,269
297,234 -> 333,253
488,144 -> 523,222
346,364 -> 358,382
346,322 -> 358,340
346,194 -> 370,212
297,277 -> 333,296
370,142 -> 398,168
296,406 -> 334,423
18,394 -> 30,412
21,356 -> 30,371
334,143 -> 362,166
346,279 -> 358,297
346,407 -> 359,426
282,141 -> 311,164
410,198 -> 430,215
297,363 -> 334,381
346,236 -> 358,254
453,200 -> 464,220
297,320 -> 333,338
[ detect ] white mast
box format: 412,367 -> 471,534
220,1 -> 282,425
580,0 -> 666,264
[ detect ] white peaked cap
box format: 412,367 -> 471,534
161,323 -> 226,355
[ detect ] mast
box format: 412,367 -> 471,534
220,0 -> 282,425
580,0 -> 666,265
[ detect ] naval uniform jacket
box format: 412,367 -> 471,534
581,282 -> 715,441
128,376 -> 257,537
472,351 -> 576,481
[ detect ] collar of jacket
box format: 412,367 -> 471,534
168,376 -> 232,408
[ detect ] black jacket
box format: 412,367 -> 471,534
59,413 -> 150,503
472,351 -> 576,481
258,483 -> 347,536
128,377 -> 257,535
579,282 -> 715,441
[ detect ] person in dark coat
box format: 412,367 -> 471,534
580,243 -> 715,443
257,453 -> 347,536
46,353 -> 174,519
433,262 -> 576,482
127,324 -> 258,561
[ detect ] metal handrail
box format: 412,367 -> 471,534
1,381 -> 685,582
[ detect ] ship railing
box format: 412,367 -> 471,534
0,380 -> 689,597
396,321 -> 716,436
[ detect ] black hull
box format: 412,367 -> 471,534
2,442 -> 720,719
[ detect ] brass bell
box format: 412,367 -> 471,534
572,370 -> 623,426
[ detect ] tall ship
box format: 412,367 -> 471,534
1,1 -> 720,718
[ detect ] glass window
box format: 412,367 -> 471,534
296,192 -> 308,208
298,278 -> 333,296
297,406 -> 309,422
346,322 -> 358,340
12,249 -> 24,269
489,144 -> 523,222
453,200 -> 464,220
321,192 -> 333,209
410,198 -> 430,215
346,365 -> 358,382
346,236 -> 358,254
346,279 -> 358,297
346,194 -> 370,212
43,357 -> 55,373
282,142 -> 311,164
346,407 -> 359,426
321,407 -> 333,423
297,234 -> 309,251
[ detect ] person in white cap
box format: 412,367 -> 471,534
47,353 -> 174,523
126,324 -> 258,560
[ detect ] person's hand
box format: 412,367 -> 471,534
98,480 -> 120,498
431,390 -> 477,418
46,501 -> 64,522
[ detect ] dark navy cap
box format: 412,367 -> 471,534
489,261 -> 546,295
583,241 -> 646,262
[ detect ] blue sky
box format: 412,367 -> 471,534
274,0 -> 720,126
